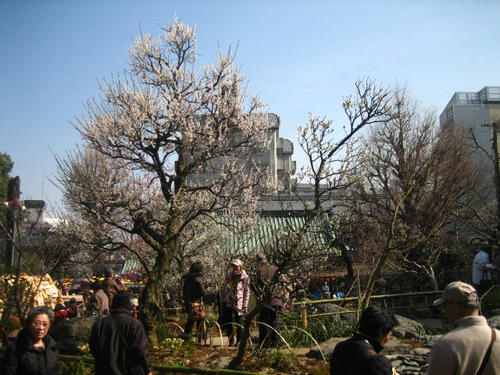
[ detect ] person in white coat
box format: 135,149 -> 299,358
472,245 -> 495,295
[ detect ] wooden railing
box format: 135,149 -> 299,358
292,290 -> 443,327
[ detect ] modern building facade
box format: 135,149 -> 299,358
440,86 -> 500,157
260,113 -> 297,190
183,113 -> 297,193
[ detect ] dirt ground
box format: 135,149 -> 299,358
154,321 -> 330,374
185,344 -> 329,375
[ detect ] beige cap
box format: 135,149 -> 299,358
433,281 -> 479,306
230,258 -> 243,267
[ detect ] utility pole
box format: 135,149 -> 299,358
492,122 -> 500,263
5,176 -> 21,267
482,121 -> 500,263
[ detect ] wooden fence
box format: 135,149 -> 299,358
292,290 -> 443,328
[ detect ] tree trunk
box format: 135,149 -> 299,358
425,265 -> 439,291
360,241 -> 392,311
228,305 -> 261,370
139,247 -> 172,347
340,243 -> 355,285
360,187 -> 413,311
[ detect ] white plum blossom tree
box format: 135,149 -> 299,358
55,18 -> 273,343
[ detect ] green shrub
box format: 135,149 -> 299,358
248,347 -> 299,372
279,316 -> 356,346
154,321 -> 175,342
60,358 -> 93,375
482,285 -> 500,314
151,337 -> 194,366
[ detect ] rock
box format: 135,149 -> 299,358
391,349 -> 431,375
314,303 -> 339,314
305,337 -> 344,361
413,307 -> 433,319
390,359 -> 402,368
410,347 -> 431,355
420,335 -> 441,348
414,318 -> 448,333
399,365 -> 421,374
382,337 -> 411,355
487,315 -> 500,329
51,315 -> 99,354
314,303 -> 356,322
393,315 -> 425,339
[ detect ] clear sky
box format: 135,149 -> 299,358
1,0 -> 499,212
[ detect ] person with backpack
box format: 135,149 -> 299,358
89,290 -> 152,375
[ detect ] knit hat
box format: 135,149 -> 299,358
54,303 -> 66,312
111,290 -> 131,310
256,253 -> 266,262
433,281 -> 479,306
54,309 -> 67,323
104,268 -> 113,278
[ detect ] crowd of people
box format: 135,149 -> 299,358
1,257 -> 498,375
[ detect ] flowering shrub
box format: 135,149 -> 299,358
151,337 -> 193,367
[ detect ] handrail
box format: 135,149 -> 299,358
291,290 -> 443,328
292,290 -> 443,306
60,355 -> 265,375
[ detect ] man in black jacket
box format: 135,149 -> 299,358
89,290 -> 152,375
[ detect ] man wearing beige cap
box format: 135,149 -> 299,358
427,281 -> 499,375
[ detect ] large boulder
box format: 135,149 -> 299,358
392,314 -> 425,339
314,303 -> 356,322
487,315 -> 500,329
306,336 -> 412,362
51,316 -> 99,354
413,307 -> 433,319
414,318 -> 448,333
306,337 -> 344,361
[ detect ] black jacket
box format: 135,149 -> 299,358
89,308 -> 151,375
1,328 -> 61,375
330,333 -> 392,375
182,272 -> 206,309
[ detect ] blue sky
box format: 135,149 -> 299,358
1,0 -> 499,211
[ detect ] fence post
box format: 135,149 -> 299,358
301,304 -> 308,328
